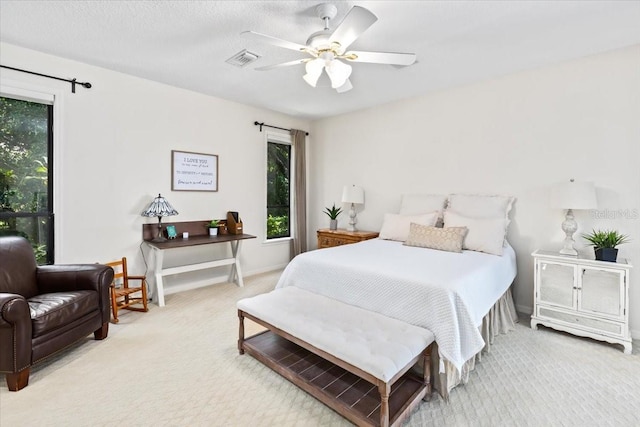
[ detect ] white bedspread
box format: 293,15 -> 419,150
275,239 -> 517,370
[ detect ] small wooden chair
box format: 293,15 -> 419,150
105,257 -> 149,323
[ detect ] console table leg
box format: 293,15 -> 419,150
152,247 -> 166,307
229,241 -> 244,287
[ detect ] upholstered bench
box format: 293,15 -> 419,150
237,287 -> 435,427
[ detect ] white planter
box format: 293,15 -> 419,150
209,228 -> 218,236
329,219 -> 338,230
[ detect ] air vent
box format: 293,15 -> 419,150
226,49 -> 261,67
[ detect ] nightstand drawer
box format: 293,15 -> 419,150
319,236 -> 351,248
537,306 -> 624,337
317,229 -> 379,249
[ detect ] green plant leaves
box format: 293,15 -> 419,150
581,229 -> 630,248
323,203 -> 342,220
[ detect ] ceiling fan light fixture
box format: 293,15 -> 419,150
307,30 -> 332,50
303,58 -> 324,87
336,79 -> 353,93
245,5 -> 415,95
325,59 -> 352,89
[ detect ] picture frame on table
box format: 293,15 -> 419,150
166,225 -> 177,239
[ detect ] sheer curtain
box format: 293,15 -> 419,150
290,129 -> 307,258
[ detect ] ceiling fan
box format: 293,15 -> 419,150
242,3 -> 416,93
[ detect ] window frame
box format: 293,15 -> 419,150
264,131 -> 294,244
1,80 -> 63,262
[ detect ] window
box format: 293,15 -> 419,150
266,136 -> 292,240
0,96 -> 54,264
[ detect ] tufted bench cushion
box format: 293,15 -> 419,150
237,286 -> 434,383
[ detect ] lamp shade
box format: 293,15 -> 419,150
303,58 -> 324,87
325,59 -> 352,89
550,180 -> 597,210
342,185 -> 364,205
141,193 -> 179,217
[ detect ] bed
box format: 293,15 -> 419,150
275,234 -> 518,398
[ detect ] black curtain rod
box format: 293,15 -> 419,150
0,64 -> 92,94
254,121 -> 309,136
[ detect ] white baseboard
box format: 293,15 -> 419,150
244,263 -> 288,277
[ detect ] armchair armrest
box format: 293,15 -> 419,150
37,265 -> 114,324
0,294 -> 32,374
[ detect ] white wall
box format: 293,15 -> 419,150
309,45 -> 640,336
0,42 -> 310,292
3,41 -> 639,337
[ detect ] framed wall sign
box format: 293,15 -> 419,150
171,150 -> 218,192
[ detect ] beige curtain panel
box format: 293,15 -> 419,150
291,129 -> 307,258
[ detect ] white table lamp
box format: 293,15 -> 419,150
550,179 -> 597,256
342,185 -> 364,232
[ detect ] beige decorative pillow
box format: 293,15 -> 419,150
403,223 -> 468,253
379,212 -> 439,242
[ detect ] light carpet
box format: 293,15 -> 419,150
1,270 -> 639,426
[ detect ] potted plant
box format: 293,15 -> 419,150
582,229 -> 630,262
208,219 -> 219,236
323,204 -> 342,231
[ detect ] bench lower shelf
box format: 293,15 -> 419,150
242,330 -> 427,427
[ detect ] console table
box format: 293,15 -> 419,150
142,221 -> 256,307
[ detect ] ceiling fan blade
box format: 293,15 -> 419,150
336,79 -> 353,93
328,6 -> 377,51
255,59 -> 307,71
344,50 -> 416,66
241,31 -> 308,52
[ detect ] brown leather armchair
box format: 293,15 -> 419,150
0,236 -> 114,391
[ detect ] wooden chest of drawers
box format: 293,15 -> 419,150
316,229 -> 379,249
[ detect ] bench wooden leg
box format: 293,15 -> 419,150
238,310 -> 245,355
6,368 -> 30,391
422,343 -> 433,401
378,382 -> 390,427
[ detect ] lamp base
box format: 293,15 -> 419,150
153,218 -> 166,242
559,209 -> 578,256
559,246 -> 578,256
347,203 -> 357,232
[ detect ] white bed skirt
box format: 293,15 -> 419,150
430,286 -> 518,400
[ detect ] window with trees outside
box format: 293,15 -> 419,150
266,138 -> 291,239
0,96 -> 54,264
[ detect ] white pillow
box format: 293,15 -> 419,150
379,212 -> 439,242
399,194 -> 448,215
443,210 -> 507,255
447,193 -> 515,221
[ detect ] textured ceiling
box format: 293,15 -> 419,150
1,1 -> 639,120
